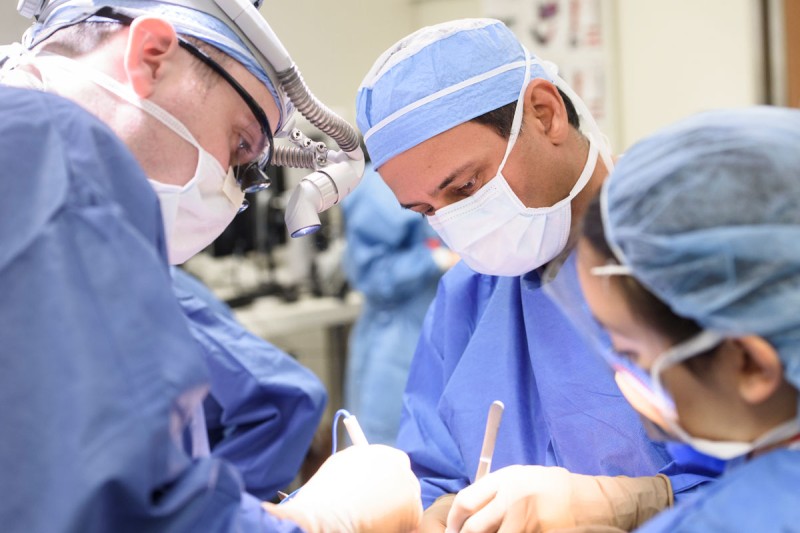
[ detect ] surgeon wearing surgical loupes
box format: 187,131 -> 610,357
0,0 -> 421,531
356,19 -> 717,532
575,107 -> 800,531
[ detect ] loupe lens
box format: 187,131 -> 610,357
235,164 -> 271,194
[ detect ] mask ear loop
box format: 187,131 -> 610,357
34,53 -> 203,150
539,59 -> 614,175
650,330 -> 725,397
647,331 -> 726,435
496,46 -> 531,172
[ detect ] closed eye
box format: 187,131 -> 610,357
412,205 -> 435,217
453,175 -> 478,196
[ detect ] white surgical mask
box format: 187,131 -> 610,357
615,330 -> 800,460
427,60 -> 600,277
31,54 -> 245,265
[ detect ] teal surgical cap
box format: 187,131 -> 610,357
23,0 -> 291,129
603,106 -> 800,389
356,18 -> 553,169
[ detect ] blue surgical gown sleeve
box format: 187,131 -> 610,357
172,267 -> 327,500
635,449 -> 800,532
397,257 -> 717,509
0,86 -> 303,532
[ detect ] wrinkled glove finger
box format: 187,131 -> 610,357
445,480 -> 500,532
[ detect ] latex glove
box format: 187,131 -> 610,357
445,465 -> 672,533
420,493 -> 456,533
264,444 -> 422,533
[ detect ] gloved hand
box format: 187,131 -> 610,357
420,493 -> 456,532
445,465 -> 672,533
263,444 -> 422,533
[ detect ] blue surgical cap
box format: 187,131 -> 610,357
356,18 -> 553,169
23,0 -> 290,129
603,106 -> 800,389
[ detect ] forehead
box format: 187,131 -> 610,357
224,57 -> 282,133
377,121 -> 504,201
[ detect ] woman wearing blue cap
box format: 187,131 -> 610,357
575,107 -> 800,530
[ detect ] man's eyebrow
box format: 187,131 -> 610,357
434,162 -> 475,194
398,162 -> 478,211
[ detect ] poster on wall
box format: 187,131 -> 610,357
482,0 -> 618,150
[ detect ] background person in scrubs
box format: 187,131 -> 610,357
342,163 -> 457,445
357,18 -> 715,532
575,106 -> 800,532
0,1 -> 421,531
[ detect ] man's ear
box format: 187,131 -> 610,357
734,336 -> 784,405
124,17 -> 179,98
522,78 -> 572,144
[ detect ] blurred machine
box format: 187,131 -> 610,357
205,152 -> 349,308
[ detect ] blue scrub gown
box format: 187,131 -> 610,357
0,86 -> 302,532
342,167 -> 444,445
636,448 -> 800,531
397,255 -> 716,508
172,268 -> 327,500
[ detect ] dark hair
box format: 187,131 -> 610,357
582,197 -> 718,375
472,88 -> 580,138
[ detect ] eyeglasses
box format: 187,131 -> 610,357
94,7 -> 274,194
177,39 -> 273,194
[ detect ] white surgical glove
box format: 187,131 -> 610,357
445,465 -> 672,533
264,444 -> 423,533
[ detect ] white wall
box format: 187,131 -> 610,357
258,1 -> 415,125
0,7 -> 34,44
410,0 -> 482,26
614,0 -> 765,149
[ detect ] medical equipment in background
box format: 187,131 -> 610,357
205,159 -> 348,307
17,0 -> 365,238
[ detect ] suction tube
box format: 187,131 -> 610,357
272,59 -> 365,238
277,65 -> 360,153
